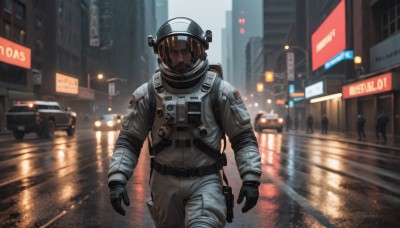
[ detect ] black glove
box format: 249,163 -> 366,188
237,181 -> 260,213
109,182 -> 130,216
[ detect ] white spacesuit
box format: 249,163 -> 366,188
108,17 -> 262,228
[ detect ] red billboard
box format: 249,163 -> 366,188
311,0 -> 346,71
342,73 -> 392,99
0,36 -> 31,69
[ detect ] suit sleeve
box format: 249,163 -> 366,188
108,83 -> 151,185
218,81 -> 262,182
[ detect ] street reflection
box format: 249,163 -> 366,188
20,154 -> 31,176
107,131 -> 116,157
54,138 -> 78,205
308,144 -> 345,219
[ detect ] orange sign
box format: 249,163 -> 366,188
276,99 -> 285,105
56,73 -> 79,95
342,73 -> 392,99
0,36 -> 31,69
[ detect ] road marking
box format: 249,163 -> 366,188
264,172 -> 336,228
39,210 -> 67,228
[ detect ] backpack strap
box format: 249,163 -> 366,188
209,75 -> 226,153
147,72 -> 161,131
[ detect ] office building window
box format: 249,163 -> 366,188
35,17 -> 42,31
34,39 -> 43,56
4,22 -> 11,38
382,0 -> 400,39
4,0 -> 12,13
16,2 -> 25,19
19,29 -> 25,43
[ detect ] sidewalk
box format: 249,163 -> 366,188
285,129 -> 400,151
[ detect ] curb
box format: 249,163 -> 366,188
284,131 -> 400,152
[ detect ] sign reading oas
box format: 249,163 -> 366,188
0,36 -> 31,69
342,73 -> 392,99
56,73 -> 79,95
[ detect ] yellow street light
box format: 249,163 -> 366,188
354,56 -> 362,64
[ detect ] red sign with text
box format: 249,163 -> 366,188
342,73 -> 392,99
311,0 -> 346,71
0,36 -> 31,69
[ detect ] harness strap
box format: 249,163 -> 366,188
151,159 -> 221,177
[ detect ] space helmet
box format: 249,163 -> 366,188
148,17 -> 212,87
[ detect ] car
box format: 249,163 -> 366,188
93,114 -> 123,131
254,112 -> 284,133
6,100 -> 76,139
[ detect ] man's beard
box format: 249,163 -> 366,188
172,63 -> 191,73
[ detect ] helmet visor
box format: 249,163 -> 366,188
157,35 -> 205,73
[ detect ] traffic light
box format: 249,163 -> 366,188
265,71 -> 274,82
256,83 -> 264,92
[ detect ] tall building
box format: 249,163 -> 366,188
155,0 -> 168,30
245,37 -> 264,117
231,0 -> 262,94
221,11 -> 232,83
263,0 -> 296,72
0,0 -> 33,132
109,0 -> 157,113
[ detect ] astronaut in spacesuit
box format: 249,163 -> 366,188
108,17 -> 262,228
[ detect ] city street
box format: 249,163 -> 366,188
1,128 -> 400,227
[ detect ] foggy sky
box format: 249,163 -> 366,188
168,0 -> 232,64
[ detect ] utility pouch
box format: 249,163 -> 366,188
223,185 -> 234,223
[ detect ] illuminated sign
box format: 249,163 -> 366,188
276,99 -> 285,105
324,50 -> 353,70
56,73 -> 79,95
305,81 -> 324,99
290,92 -> 304,98
0,36 -> 31,69
89,0 -> 100,46
286,52 -> 295,81
342,73 -> 392,99
289,84 -> 295,94
311,0 -> 346,70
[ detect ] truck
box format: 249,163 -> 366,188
6,101 -> 76,140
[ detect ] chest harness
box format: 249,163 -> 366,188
147,71 -> 227,178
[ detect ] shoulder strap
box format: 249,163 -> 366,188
147,76 -> 156,132
209,74 -> 226,153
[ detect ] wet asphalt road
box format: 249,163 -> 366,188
0,129 -> 400,227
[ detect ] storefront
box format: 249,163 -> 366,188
305,79 -> 345,132
0,36 -> 32,132
342,72 -> 400,136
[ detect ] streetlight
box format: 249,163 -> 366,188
87,73 -> 104,89
284,45 -> 310,80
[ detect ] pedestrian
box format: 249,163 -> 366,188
294,115 -> 299,130
376,110 -> 390,144
107,17 -> 262,227
321,115 -> 329,134
306,114 -> 314,133
357,114 -> 366,141
285,115 -> 292,132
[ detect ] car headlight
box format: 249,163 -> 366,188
94,121 -> 101,127
278,118 -> 284,123
107,121 -> 114,127
260,118 -> 266,123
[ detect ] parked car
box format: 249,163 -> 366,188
93,114 -> 123,131
6,100 -> 76,140
254,112 -> 284,133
